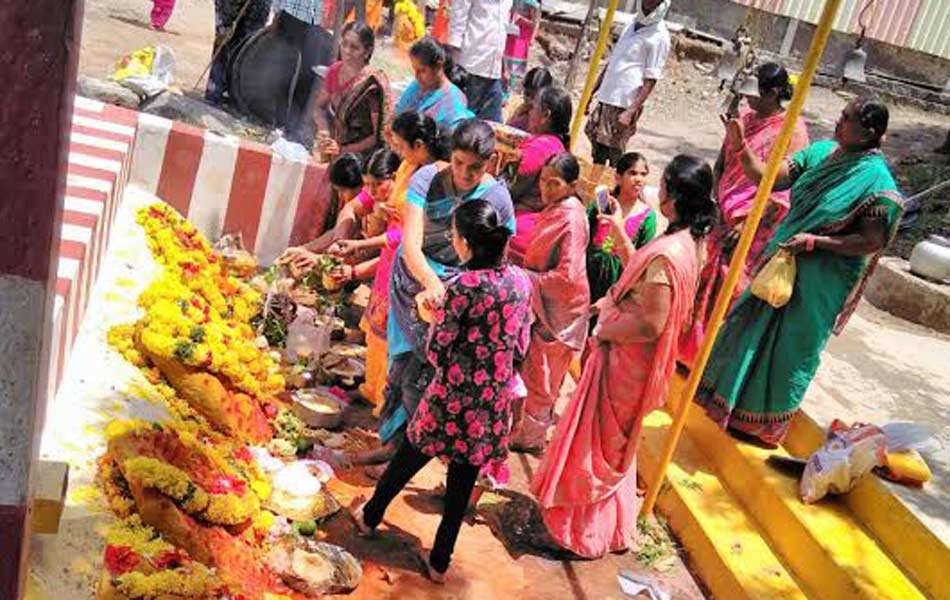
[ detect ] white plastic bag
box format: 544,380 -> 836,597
113,45 -> 176,98
286,308 -> 332,360
800,419 -> 887,503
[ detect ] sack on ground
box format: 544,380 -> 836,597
751,249 -> 796,308
800,419 -> 886,503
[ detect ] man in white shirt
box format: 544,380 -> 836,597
585,0 -> 671,166
448,0 -> 514,122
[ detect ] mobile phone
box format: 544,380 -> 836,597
595,185 -> 611,214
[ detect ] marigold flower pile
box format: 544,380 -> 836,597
131,204 -> 284,399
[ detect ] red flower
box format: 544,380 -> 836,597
153,549 -> 186,570
233,446 -> 253,463
206,475 -> 248,496
262,403 -> 279,419
104,545 -> 140,575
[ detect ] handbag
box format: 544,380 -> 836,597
750,249 -> 796,308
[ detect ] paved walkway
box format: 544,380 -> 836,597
806,300 -> 950,547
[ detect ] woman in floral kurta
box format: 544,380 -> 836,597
409,266 -> 533,465
355,199 -> 532,582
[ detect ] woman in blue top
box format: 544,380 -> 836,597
379,119 -> 516,447
396,37 -> 474,130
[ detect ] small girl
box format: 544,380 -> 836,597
503,0 -> 543,108
506,67 -> 553,131
326,148 -> 402,267
353,199 -> 532,583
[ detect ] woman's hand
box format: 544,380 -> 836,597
328,239 -> 361,257
279,246 -> 320,269
720,114 -> 746,152
618,108 -> 637,128
415,280 -> 446,314
781,233 -> 818,254
597,195 -> 625,233
329,264 -> 354,283
318,134 -> 340,158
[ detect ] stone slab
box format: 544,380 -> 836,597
865,256 -> 950,336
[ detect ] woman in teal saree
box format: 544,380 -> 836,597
696,97 -> 904,447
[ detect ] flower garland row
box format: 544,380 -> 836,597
102,517 -> 220,598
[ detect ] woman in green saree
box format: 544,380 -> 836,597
696,97 -> 904,447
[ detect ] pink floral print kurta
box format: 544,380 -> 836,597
408,265 -> 533,466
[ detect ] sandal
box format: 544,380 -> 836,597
418,549 -> 446,584
348,496 -> 377,538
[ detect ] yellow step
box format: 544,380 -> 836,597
684,407 -> 927,600
785,413 -> 950,600
639,411 -> 807,600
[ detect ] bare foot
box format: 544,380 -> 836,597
417,549 -> 446,584
349,496 -> 377,538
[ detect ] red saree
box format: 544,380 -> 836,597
531,229 -> 701,558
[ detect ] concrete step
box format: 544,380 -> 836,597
683,407 -> 927,600
639,411 -> 808,600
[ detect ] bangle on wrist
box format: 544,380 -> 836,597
805,235 -> 817,252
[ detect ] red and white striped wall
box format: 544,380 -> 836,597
128,115 -> 332,266
49,97 -> 334,402
49,97 -> 137,400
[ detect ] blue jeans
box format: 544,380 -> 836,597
463,74 -> 504,123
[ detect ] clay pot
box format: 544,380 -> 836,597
910,235 -> 950,282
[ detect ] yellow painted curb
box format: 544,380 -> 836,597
684,408 -> 926,600
640,411 -> 807,600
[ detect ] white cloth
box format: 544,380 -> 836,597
448,0 -> 514,80
595,21 -> 671,109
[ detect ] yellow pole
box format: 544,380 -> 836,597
640,0 -> 843,518
569,0 -> 621,149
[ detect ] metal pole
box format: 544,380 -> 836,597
564,0 -> 599,90
640,0 -> 845,518
568,0 -> 620,150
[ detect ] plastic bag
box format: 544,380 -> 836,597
800,419 -> 886,503
112,45 -> 176,98
751,249 -> 796,308
286,308 -> 332,361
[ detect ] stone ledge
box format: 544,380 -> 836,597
865,256 -> 950,335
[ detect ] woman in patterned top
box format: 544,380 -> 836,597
353,199 -> 532,583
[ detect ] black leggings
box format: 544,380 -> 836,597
362,440 -> 480,574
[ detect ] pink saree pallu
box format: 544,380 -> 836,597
531,230 -> 701,558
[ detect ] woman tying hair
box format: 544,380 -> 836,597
532,154 -> 716,558
314,22 -> 392,159
328,113 -> 447,416
396,37 -> 474,130
697,97 -> 903,447
379,119 -> 516,457
506,67 -> 553,131
353,200 -> 532,583
586,151 -> 659,304
682,62 -> 809,365
511,153 -> 590,453
506,86 -> 573,264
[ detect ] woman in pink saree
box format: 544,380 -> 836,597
511,153 -> 590,453
682,62 -> 808,364
532,155 -> 717,558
